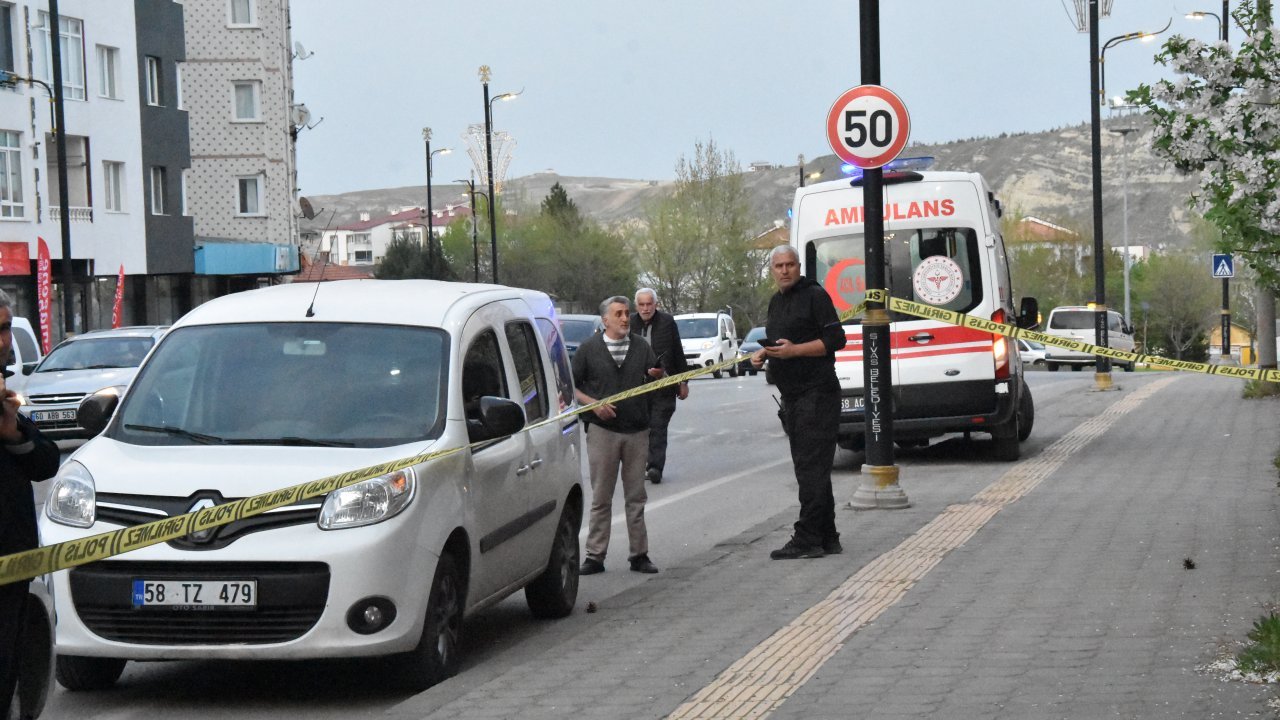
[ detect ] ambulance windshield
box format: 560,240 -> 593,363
808,226 -> 983,323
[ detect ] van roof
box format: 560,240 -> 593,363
797,170 -> 988,195
173,279 -> 555,331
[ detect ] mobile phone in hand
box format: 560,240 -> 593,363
756,338 -> 778,348
652,351 -> 666,369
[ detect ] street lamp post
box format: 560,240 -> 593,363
478,66 -> 520,285
455,174 -> 488,283
1110,127 -> 1137,327
421,127 -> 452,277
797,154 -> 822,187
1099,19 -> 1171,107
1088,0 -> 1114,389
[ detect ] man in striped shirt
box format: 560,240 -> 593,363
572,296 -> 664,575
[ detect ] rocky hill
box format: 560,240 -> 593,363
299,117 -> 1202,250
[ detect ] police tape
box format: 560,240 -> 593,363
863,289 -> 1280,383
0,347 -> 749,587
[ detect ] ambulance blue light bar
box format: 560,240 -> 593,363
846,156 -> 936,187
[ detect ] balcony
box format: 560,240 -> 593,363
48,206 -> 94,223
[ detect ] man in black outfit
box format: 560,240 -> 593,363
0,291 -> 61,718
630,288 -> 689,484
751,245 -> 847,559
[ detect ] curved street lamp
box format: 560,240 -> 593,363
421,127 -> 452,270
1099,18 -> 1171,106
479,65 -> 521,284
1186,1 -> 1229,42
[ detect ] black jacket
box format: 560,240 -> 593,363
571,332 -> 657,433
629,309 -> 689,394
765,276 -> 847,396
0,414 -> 61,556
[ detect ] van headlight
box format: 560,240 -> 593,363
318,467 -> 416,530
700,340 -> 715,350
46,461 -> 96,528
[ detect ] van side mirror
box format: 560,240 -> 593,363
467,396 -> 526,442
78,387 -> 123,437
21,361 -> 37,376
1017,297 -> 1040,330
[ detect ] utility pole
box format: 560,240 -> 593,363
50,0 -> 75,335
1088,0 -> 1114,390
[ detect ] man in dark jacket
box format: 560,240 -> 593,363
0,292 -> 61,718
573,295 -> 663,575
751,246 -> 847,560
630,288 -> 689,484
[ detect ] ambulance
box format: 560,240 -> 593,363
788,162 -> 1039,460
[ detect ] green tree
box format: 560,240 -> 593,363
1134,253 -> 1218,359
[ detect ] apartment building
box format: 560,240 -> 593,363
183,0 -> 298,302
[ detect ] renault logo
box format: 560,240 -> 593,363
186,498 -> 218,543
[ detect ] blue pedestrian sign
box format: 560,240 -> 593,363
1212,254 -> 1234,278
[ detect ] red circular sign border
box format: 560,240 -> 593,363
825,85 -> 911,170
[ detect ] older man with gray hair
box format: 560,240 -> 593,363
572,295 -> 664,575
629,287 -> 689,484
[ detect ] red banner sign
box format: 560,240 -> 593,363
36,237 -> 51,353
0,242 -> 30,275
112,264 -> 124,329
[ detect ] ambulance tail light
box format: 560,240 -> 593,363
991,309 -> 1011,380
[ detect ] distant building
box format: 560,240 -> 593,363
748,161 -> 777,172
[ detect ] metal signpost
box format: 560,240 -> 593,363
1213,253 -> 1234,358
830,0 -> 910,510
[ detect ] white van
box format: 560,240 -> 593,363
40,280 -> 584,692
1042,305 -> 1136,372
7,315 -> 43,378
675,311 -> 739,379
789,168 -> 1038,460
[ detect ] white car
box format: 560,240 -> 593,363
41,280 -> 583,692
1042,306 -> 1136,372
1017,339 -> 1047,367
675,311 -> 738,379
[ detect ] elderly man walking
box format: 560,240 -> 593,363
573,295 -> 664,575
629,288 -> 689,484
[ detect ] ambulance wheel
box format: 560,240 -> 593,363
990,420 -> 1021,462
1017,382 -> 1034,442
55,655 -> 126,691
1047,362 -> 1059,372
1123,361 -> 1135,372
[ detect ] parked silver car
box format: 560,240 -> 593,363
16,326 -> 167,440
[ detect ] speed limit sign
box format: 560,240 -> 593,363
826,85 -> 910,169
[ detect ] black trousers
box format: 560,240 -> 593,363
781,383 -> 839,546
646,392 -> 678,473
0,580 -> 27,719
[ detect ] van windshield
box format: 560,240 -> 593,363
808,226 -> 983,322
111,323 -> 448,448
676,318 -> 718,339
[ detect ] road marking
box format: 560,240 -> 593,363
580,459 -> 793,540
667,375 -> 1180,719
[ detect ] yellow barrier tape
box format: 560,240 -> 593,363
862,289 -> 1280,383
0,345 -> 754,587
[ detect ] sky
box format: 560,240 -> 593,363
290,1 -> 1221,196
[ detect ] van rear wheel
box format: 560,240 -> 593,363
712,359 -> 723,379
525,499 -> 581,619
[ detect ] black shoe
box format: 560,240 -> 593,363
646,467 -> 662,484
629,554 -> 659,573
770,538 -> 825,560
823,537 -> 844,555
580,558 -> 605,575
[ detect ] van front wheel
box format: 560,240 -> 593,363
712,359 -> 723,380
396,553 -> 463,692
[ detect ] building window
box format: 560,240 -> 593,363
96,45 -> 119,99
34,12 -> 85,101
0,5 -> 14,74
232,81 -> 261,121
176,64 -> 184,109
150,167 -> 166,215
103,161 -> 124,212
237,175 -> 263,216
0,130 -> 22,218
181,169 -> 189,215
350,249 -> 372,264
229,0 -> 256,26
145,56 -> 162,106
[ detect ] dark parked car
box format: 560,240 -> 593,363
737,326 -> 766,376
559,314 -> 602,360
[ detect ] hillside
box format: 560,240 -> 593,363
299,118 -> 1201,250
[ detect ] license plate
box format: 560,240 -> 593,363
841,397 -> 865,412
131,579 -> 257,608
31,409 -> 77,422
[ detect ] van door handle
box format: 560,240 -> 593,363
515,464 -> 530,476
529,457 -> 543,469
908,333 -> 934,343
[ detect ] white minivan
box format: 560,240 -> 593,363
40,280 -> 584,692
675,311 -> 739,379
789,167 -> 1039,460
1042,305 -> 1136,372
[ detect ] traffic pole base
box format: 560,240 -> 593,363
1092,371 -> 1120,392
850,464 -> 911,510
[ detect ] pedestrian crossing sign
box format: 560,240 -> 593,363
1212,254 -> 1234,278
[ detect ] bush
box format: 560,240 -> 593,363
1236,613 -> 1280,674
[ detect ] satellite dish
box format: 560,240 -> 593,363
293,41 -> 313,60
299,197 -> 316,220
291,103 -> 311,128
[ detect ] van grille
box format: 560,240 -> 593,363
69,560 -> 329,645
